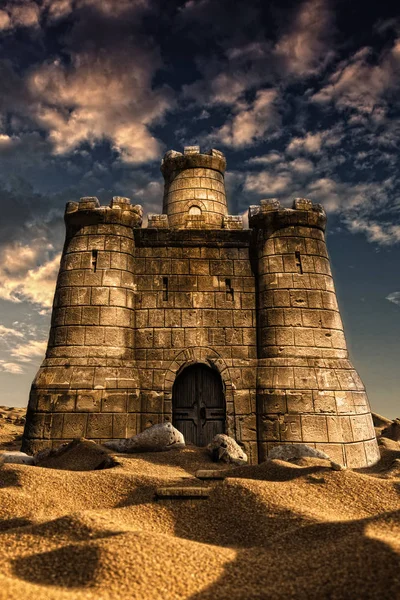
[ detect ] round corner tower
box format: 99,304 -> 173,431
249,198 -> 380,469
161,146 -> 228,229
22,196 -> 143,454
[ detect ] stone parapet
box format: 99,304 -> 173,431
223,215 -> 243,230
65,196 -> 143,228
147,214 -> 169,228
249,198 -> 326,234
161,147 -> 226,178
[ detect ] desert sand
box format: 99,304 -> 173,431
0,408 -> 399,599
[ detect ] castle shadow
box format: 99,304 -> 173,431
13,544 -> 101,588
189,511 -> 400,599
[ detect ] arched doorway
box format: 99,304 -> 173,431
172,363 -> 225,446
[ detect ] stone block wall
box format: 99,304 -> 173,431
161,147 -> 228,229
132,228 -> 258,462
22,197 -> 143,453
250,198 -> 380,468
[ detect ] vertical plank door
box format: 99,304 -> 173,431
173,364 -> 225,446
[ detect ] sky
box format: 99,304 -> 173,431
0,0 -> 399,418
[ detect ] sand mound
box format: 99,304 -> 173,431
0,412 -> 399,599
35,439 -> 119,471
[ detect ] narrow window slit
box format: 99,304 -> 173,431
163,277 -> 169,301
225,278 -> 234,301
295,251 -> 303,274
91,250 -> 98,272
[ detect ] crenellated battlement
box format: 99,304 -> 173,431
65,196 -> 143,228
249,197 -> 326,233
161,146 -> 226,177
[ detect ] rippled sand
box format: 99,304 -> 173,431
0,410 -> 399,599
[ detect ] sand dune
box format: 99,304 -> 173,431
0,411 -> 399,599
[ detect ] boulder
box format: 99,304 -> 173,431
207,434 -> 248,465
0,451 -> 35,466
104,422 -> 185,453
268,444 -> 344,470
34,439 -> 118,471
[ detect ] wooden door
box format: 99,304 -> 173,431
172,364 -> 225,446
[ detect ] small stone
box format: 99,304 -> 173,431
269,444 -> 330,462
207,434 -> 248,465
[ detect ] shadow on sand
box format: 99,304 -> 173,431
189,511 -> 400,600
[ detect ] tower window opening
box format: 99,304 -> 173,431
189,205 -> 202,216
163,277 -> 169,301
225,278 -> 234,301
295,251 -> 303,274
91,250 -> 98,272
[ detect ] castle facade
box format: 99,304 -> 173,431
22,146 -> 379,468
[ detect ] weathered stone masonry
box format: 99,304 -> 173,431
22,146 -> 380,468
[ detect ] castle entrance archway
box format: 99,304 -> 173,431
172,363 -> 225,446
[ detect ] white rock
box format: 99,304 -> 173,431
104,422 -> 185,453
207,434 -> 248,465
268,444 -> 345,470
0,451 -> 35,465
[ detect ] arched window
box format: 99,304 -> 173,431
188,205 -> 202,215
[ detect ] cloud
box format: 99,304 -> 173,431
0,1 -> 174,165
247,151 -> 283,165
0,360 -> 24,374
287,132 -> 324,154
244,170 -> 293,195
289,158 -> 315,174
345,218 -> 400,246
1,0 -> 151,29
0,10 -> 11,30
209,89 -> 280,148
312,40 -> 400,115
386,292 -> 400,306
0,2 -> 40,30
0,241 -> 60,309
10,339 -> 47,362
0,324 -> 23,339
27,46 -> 172,163
275,0 -> 335,77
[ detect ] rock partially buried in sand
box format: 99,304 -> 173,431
0,451 -> 35,466
208,434 -> 248,465
381,418 -> 400,442
104,422 -> 185,453
268,444 -> 345,471
34,439 -> 119,471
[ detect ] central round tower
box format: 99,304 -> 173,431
160,146 -> 228,229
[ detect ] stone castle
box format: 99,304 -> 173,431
22,146 -> 380,468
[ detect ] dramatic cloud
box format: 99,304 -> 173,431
345,219 -> 400,246
244,170 -> 293,196
312,40 -> 400,115
0,241 -> 60,309
0,0 -> 174,164
214,89 -> 280,148
0,2 -> 40,30
275,0 -> 335,77
28,48 -> 172,163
